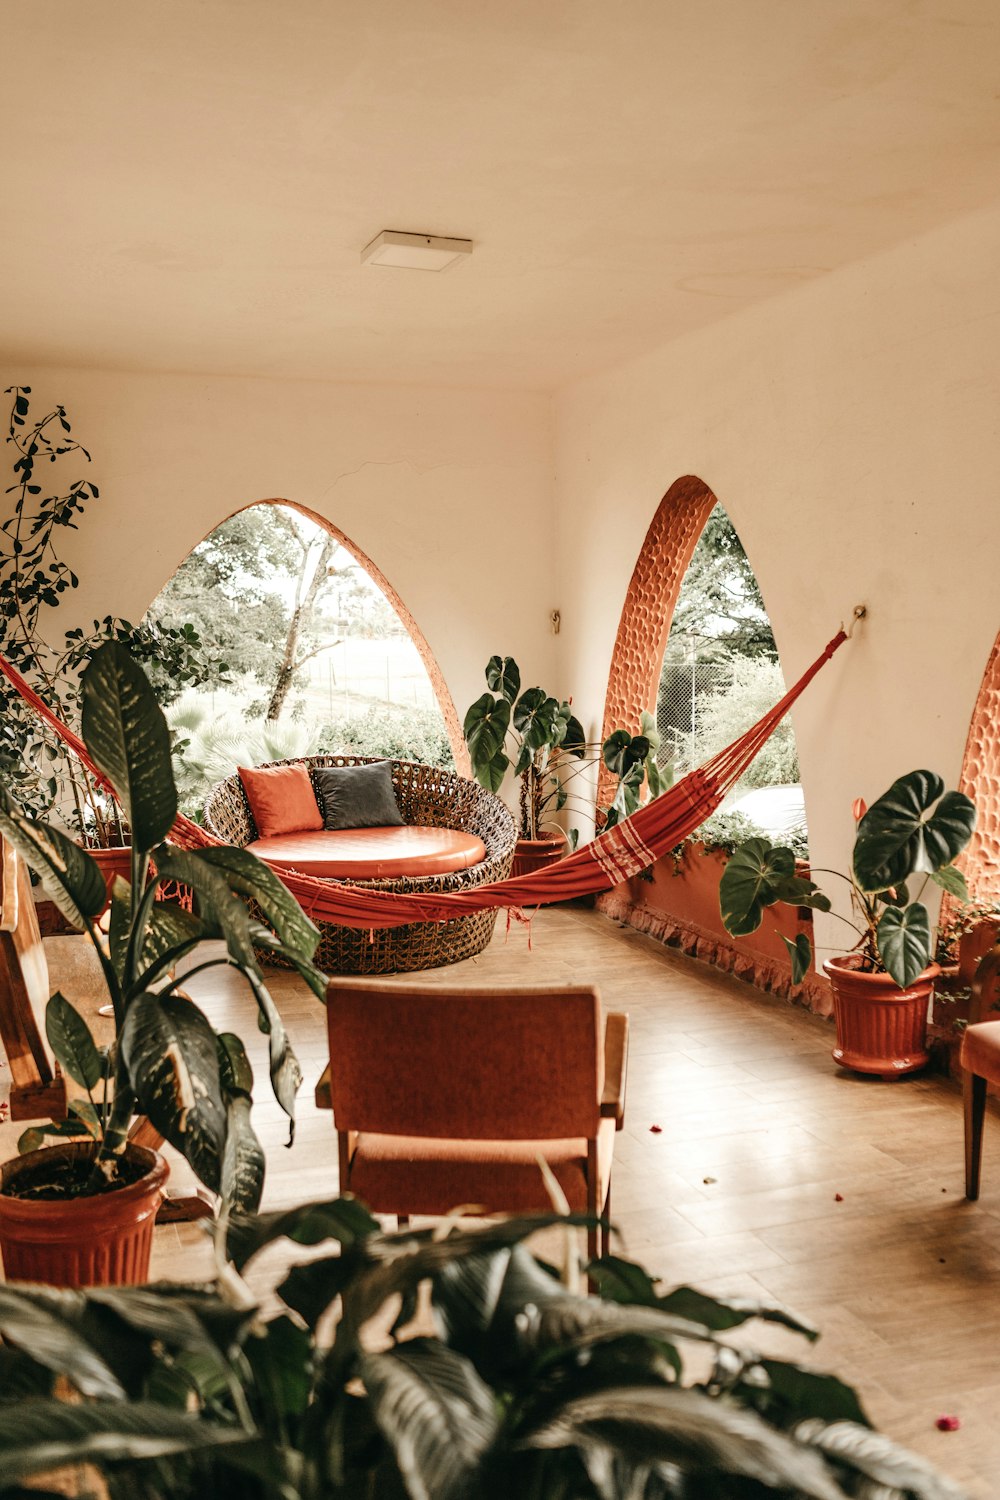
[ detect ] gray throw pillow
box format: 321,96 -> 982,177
314,761 -> 404,830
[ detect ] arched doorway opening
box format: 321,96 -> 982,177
144,499 -> 464,813
598,476 -> 814,1004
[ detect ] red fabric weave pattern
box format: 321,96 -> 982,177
0,630 -> 847,932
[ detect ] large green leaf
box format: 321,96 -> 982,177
80,642 -> 177,851
602,731 -> 650,779
249,924 -> 328,1002
221,1092 -> 265,1214
513,689 -> 560,753
557,709 -> 587,758
781,933 -> 813,985
0,1400 -> 250,1484
462,693 -> 510,783
240,966 -> 303,1134
244,1314 -> 314,1425
485,654 -> 520,705
153,845 -> 256,971
523,1385 -> 846,1500
0,790 -> 106,929
45,991 -> 103,1090
0,1288 -> 124,1399
875,903 -> 932,988
852,770 -> 976,893
195,844 -> 321,962
930,863 -> 970,903
720,839 -> 830,938
754,1360 -> 870,1428
589,1261 -> 818,1342
119,992 -> 226,1195
216,1032 -> 265,1212
361,1340 -> 499,1500
794,1418 -> 968,1499
227,1195 -> 381,1272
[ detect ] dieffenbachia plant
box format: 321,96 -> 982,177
0,640 -> 327,1211
719,769 -> 976,988
0,1201 -> 967,1500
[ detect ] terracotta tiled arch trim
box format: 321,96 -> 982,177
221,500 -> 468,775
599,476 -> 717,804
954,631 -> 1000,906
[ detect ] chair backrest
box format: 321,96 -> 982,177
326,979 -> 604,1140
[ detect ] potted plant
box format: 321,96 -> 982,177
0,1200 -> 964,1500
463,655 -> 665,877
0,640 -> 326,1287
1,387 -> 218,908
718,769 -> 976,1078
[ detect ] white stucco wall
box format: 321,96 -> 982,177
6,200 -> 1000,950
0,367 -> 558,756
553,202 -> 1000,947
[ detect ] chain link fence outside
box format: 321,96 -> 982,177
656,652 -> 734,769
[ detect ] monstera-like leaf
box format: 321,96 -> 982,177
513,688 -> 561,753
875,904 -> 932,988
485,655 -> 520,705
852,770 -> 975,894
720,839 -> 830,939
462,693 -> 510,789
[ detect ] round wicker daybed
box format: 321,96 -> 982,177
203,755 -> 517,975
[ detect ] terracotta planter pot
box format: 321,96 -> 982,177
958,917 -> 1000,988
511,829 -> 569,879
89,845 -> 133,911
823,955 -> 939,1080
0,1141 -> 168,1287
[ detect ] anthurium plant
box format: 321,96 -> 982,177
719,769 -> 976,989
0,1199 -> 966,1500
0,640 -> 326,1212
464,655 -> 666,844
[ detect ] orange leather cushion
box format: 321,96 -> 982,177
238,763 -> 324,839
960,1020 -> 1000,1082
246,825 -> 486,879
344,1118 -> 617,1216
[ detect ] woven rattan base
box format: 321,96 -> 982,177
261,906 -> 500,976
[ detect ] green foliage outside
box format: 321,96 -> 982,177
677,655 -> 799,789
667,502 -> 776,660
146,505 -> 454,812
317,704 -> 455,770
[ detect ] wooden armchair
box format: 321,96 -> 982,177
961,941 -> 1000,1199
316,978 -> 628,1259
0,836 -> 67,1123
0,835 -> 210,1219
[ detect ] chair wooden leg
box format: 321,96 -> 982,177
965,1071 -> 988,1201
397,1213 -> 410,1231
603,1180 -> 611,1254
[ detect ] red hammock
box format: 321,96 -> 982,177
0,630 -> 847,931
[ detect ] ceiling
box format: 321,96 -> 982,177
4,0 -> 1000,390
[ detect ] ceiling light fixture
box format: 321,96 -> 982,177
361,230 -> 473,272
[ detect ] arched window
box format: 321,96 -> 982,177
144,500 -> 461,812
602,478 -> 800,843
953,633 -> 1000,906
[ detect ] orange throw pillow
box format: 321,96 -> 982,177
238,764 -> 323,839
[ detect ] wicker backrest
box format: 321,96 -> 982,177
203,755 -> 515,864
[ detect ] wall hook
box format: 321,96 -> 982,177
845,604 -> 867,639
